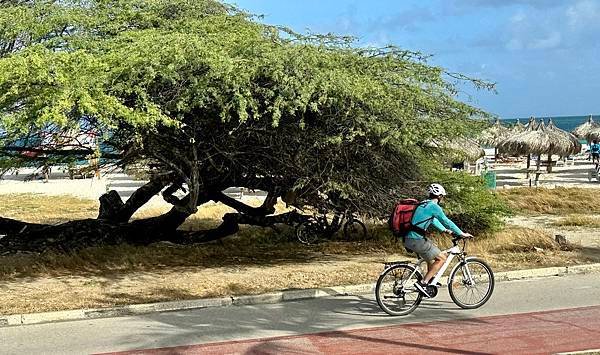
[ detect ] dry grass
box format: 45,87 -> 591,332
551,214 -> 600,228
0,194 -> 98,224
0,223 -> 597,315
0,193 -> 290,230
0,193 -> 598,315
497,187 -> 600,215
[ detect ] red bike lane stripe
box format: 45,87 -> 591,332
101,305 -> 600,355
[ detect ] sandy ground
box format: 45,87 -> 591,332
508,215 -> 600,249
493,156 -> 600,189
0,167 -> 145,199
0,167 -> 267,212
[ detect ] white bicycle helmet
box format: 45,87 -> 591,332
426,183 -> 447,197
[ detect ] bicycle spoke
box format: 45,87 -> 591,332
449,259 -> 494,309
376,264 -> 422,316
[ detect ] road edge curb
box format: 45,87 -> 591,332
2,263 -> 599,327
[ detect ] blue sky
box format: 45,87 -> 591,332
228,0 -> 600,118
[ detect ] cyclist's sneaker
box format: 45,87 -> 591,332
414,281 -> 432,298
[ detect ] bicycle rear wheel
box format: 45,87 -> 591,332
343,219 -> 367,241
375,264 -> 423,316
448,258 -> 494,309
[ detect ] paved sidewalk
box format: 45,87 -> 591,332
1,273 -> 599,354
104,306 -> 600,355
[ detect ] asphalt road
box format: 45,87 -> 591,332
1,273 -> 599,354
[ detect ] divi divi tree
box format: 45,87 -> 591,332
0,0 -> 491,253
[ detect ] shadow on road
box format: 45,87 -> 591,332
120,294 -> 492,352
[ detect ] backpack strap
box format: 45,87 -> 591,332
408,200 -> 434,239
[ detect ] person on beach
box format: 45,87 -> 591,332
591,140 -> 600,164
404,183 -> 473,298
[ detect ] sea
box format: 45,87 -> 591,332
500,115 -> 599,133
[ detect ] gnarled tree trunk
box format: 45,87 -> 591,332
0,178 -> 300,254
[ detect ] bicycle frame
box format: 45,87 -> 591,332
383,243 -> 470,286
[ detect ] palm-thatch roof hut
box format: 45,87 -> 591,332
498,118 -> 581,172
573,115 -> 598,140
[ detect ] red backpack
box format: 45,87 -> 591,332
388,199 -> 426,238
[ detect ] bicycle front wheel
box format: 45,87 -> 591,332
343,219 -> 367,241
448,258 -> 494,309
375,264 -> 423,316
295,221 -> 319,245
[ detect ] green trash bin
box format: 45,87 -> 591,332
483,171 -> 497,189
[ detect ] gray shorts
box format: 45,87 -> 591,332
404,237 -> 441,262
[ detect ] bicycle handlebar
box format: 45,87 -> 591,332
451,234 -> 474,246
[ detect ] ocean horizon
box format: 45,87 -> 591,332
500,115 -> 599,133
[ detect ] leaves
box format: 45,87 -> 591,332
0,0 -> 496,218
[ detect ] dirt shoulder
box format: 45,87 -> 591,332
508,215 -> 600,249
1,241 -> 597,316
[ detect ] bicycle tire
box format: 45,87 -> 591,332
295,221 -> 319,245
448,257 -> 494,309
343,219 -> 367,241
375,264 -> 423,316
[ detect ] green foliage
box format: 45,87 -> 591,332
0,0 -> 496,218
430,169 -> 513,235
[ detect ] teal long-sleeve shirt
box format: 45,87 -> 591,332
406,200 -> 463,240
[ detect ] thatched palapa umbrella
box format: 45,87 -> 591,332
512,118 -> 525,133
498,118 -> 581,172
587,128 -> 600,143
478,118 -> 509,159
498,117 -> 536,168
479,118 -> 510,147
585,116 -> 600,143
446,138 -> 485,162
428,137 -> 484,166
546,118 -> 581,171
573,115 -> 598,140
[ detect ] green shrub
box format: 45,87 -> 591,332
430,170 -> 513,236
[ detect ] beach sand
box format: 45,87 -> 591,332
2,158 -> 600,205
493,157 -> 600,189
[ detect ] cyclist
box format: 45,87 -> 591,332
591,140 -> 600,164
404,183 -> 472,298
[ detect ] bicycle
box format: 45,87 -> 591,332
375,234 -> 494,316
295,209 -> 367,245
342,212 -> 368,241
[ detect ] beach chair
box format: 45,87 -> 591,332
555,157 -> 575,167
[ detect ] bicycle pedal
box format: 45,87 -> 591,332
425,285 -> 439,298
